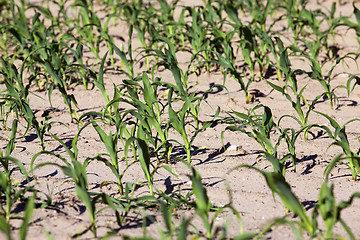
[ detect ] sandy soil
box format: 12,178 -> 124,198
1,0 -> 360,239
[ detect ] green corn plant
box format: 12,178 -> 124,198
81,85 -> 139,164
131,0 -> 181,69
297,8 -> 326,39
103,86 -> 138,151
107,26 -> 135,80
133,22 -> 152,70
198,26 -> 234,81
183,162 -> 255,239
156,0 -> 179,42
264,36 -> 297,89
96,13 -> 117,67
228,165 -> 316,238
0,57 -> 32,129
125,137 -> 154,195
158,201 -> 183,239
6,2 -> 73,78
167,86 -> 220,163
19,195 -> 35,240
266,78 -> 322,140
32,115 -> 59,151
277,125 -> 308,172
147,36 -> 188,97
314,111 -> 360,180
0,0 -> 9,20
182,6 -> 209,71
290,36 -> 358,109
320,3 -> 344,59
0,122 -> 35,233
191,163 -> 218,239
0,1 -> 11,59
339,74 -> 360,97
0,57 -> 57,149
167,93 -> 192,164
71,43 -> 90,89
88,52 -> 110,105
86,108 -> 179,197
316,154 -> 360,239
229,154 -> 360,238
203,2 -> 237,74
255,30 -> 290,82
222,0 -> 243,26
238,0 -> 274,32
338,3 -> 360,46
28,1 -> 71,36
276,0 -> 305,29
0,120 -> 29,225
0,194 -> 35,240
91,101 -> 180,197
125,136 -> 180,196
72,2 -> 105,62
342,3 -> 360,44
157,0 -> 186,48
218,30 -> 237,79
222,105 -> 286,175
211,48 -> 251,103
0,154 -> 32,224
134,73 -> 171,161
5,3 -> 81,120
100,0 -> 124,25
157,187 -> 196,239
89,118 -> 126,194
309,53 -> 359,109
99,182 -> 160,229
99,183 -> 137,228
3,119 -> 17,157
237,24 -> 269,80
120,0 -> 158,70
180,4 -> 227,72
31,130 -> 99,237
42,55 -> 80,121
114,72 -> 172,162
278,0 -> 323,39
255,216 -> 304,239
6,1 -> 37,63
191,1 -> 228,72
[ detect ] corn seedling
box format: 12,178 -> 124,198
212,48 -> 252,103
314,154 -> 360,239
167,86 -> 220,163
237,24 -> 269,80
182,162 -> 251,239
2,0 -> 360,238
314,111 -> 360,180
0,194 -> 35,240
266,79 -> 321,140
31,131 -> 99,237
222,105 -> 286,175
229,164 -> 315,237
114,72 -> 172,162
277,125 -> 308,172
0,153 -> 33,225
109,26 -> 135,80
126,136 -> 180,196
339,3 -> 360,46
0,120 -> 35,232
89,118 -> 127,194
72,2 -> 103,62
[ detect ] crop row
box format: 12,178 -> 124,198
1,0 -> 360,239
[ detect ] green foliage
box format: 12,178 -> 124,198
223,105 -> 287,175
1,0 -> 360,239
